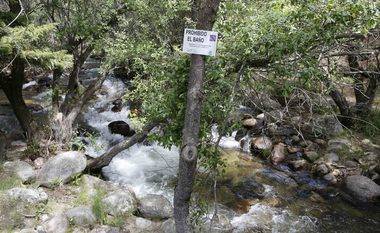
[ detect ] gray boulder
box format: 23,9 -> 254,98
122,216 -> 161,233
43,214 -> 69,233
3,160 -> 36,183
102,190 -> 138,216
37,151 -> 86,187
65,206 -> 97,227
138,194 -> 173,220
90,226 -> 120,233
345,175 -> 380,202
81,175 -> 121,198
5,187 -> 48,204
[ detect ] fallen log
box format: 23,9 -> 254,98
85,121 -> 158,173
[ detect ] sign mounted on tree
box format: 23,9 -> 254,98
182,28 -> 218,57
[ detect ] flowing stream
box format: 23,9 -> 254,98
80,76 -> 379,232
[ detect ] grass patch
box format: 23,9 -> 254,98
0,175 -> 22,191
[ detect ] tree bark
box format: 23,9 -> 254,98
60,45 -> 93,115
85,121 -> 158,173
174,1 -> 221,232
0,56 -> 36,139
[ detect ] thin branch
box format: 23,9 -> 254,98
7,0 -> 24,27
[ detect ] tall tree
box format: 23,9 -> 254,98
174,0 -> 221,232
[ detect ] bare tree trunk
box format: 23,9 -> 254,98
0,56 -> 36,139
85,122 -> 158,173
174,1 -> 220,232
60,45 -> 93,115
53,71 -> 108,145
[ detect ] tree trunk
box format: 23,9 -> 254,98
174,1 -> 220,232
60,45 -> 93,115
0,56 -> 36,139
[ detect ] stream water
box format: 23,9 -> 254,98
0,72 -> 379,232
80,76 -> 379,232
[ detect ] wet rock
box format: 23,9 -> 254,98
257,168 -> 298,187
303,151 -> 320,162
108,121 -> 135,137
3,160 -> 36,183
37,151 -> 87,187
345,175 -> 380,202
251,136 -> 273,156
111,99 -> 123,112
271,143 -> 286,165
43,214 -> 69,233
122,216 -> 161,233
324,153 -> 339,163
90,226 -> 120,233
231,176 -> 265,200
65,206 -> 96,227
5,187 -> 48,204
103,190 -> 138,216
138,194 -> 172,220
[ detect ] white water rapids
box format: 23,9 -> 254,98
81,76 -> 318,232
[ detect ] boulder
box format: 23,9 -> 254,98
257,168 -> 298,187
313,115 -> 343,136
138,194 -> 172,220
43,214 -> 69,233
111,99 -> 123,112
270,143 -> 286,165
108,121 -> 135,137
36,151 -> 87,187
65,206 -> 96,227
102,190 -> 138,216
251,136 -> 273,156
122,216 -> 161,233
5,187 -> 48,204
345,175 -> 380,202
242,118 -> 257,128
160,219 -> 175,233
3,160 -> 36,183
81,175 -> 121,198
89,226 -> 120,233
315,163 -> 330,176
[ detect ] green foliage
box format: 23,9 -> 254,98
0,175 -> 21,191
0,23 -> 72,69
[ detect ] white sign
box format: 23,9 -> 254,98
182,28 -> 218,57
